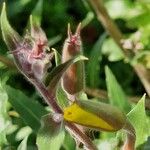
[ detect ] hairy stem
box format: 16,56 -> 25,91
66,122 -> 98,150
31,78 -> 97,150
32,79 -> 62,113
88,0 -> 150,98
122,121 -> 136,150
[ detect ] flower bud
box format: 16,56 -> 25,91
64,100 -> 126,132
62,23 -> 85,95
1,4 -> 53,81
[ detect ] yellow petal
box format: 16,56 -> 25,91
64,103 -> 115,131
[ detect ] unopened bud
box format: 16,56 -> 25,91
64,100 -> 126,132
1,4 -> 53,81
62,23 -> 85,95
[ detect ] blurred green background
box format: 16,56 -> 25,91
0,0 -> 150,149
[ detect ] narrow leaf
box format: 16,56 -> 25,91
56,86 -> 68,108
87,33 -> 106,88
37,114 -> 65,150
105,66 -> 131,113
47,55 -> 88,92
127,94 -> 150,147
52,48 -> 61,66
6,86 -> 48,132
1,3 -> 22,50
52,48 -> 68,108
31,0 -> 43,26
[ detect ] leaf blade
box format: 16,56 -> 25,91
6,86 -> 48,132
127,94 -> 149,147
36,114 -> 65,150
105,66 -> 131,113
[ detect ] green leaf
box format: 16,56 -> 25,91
56,86 -> 68,108
63,132 -> 76,150
36,114 -> 65,150
47,55 -> 88,92
105,66 -> 131,113
16,126 -> 32,141
51,48 -> 69,108
17,136 -> 28,150
31,0 -> 43,26
8,0 -> 31,16
0,78 -> 10,146
127,11 -> 150,28
48,35 -> 62,47
127,94 -> 150,147
87,33 -> 106,88
1,3 -> 22,50
6,86 -> 48,132
102,38 -> 124,61
52,48 -> 61,66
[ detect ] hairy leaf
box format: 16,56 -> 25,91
1,3 -> 22,51
36,114 -> 65,150
47,55 -> 88,92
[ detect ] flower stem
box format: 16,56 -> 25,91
66,122 -> 98,150
122,121 -> 136,150
30,78 -> 97,150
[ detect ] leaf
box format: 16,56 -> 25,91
52,48 -> 61,66
47,55 -> 88,92
82,12 -> 94,28
36,114 -> 65,150
48,35 -> 62,47
87,33 -> 106,88
16,126 -> 32,141
8,0 -> 31,16
0,77 -> 10,146
1,3 -> 22,50
6,86 -> 48,132
102,38 -> 124,61
105,66 -> 131,113
63,132 -> 76,150
127,94 -> 150,147
56,86 -> 68,108
31,0 -> 43,26
51,48 -> 68,108
64,100 -> 126,132
17,136 -> 28,150
127,11 -> 150,28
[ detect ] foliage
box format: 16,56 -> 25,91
0,0 -> 150,150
